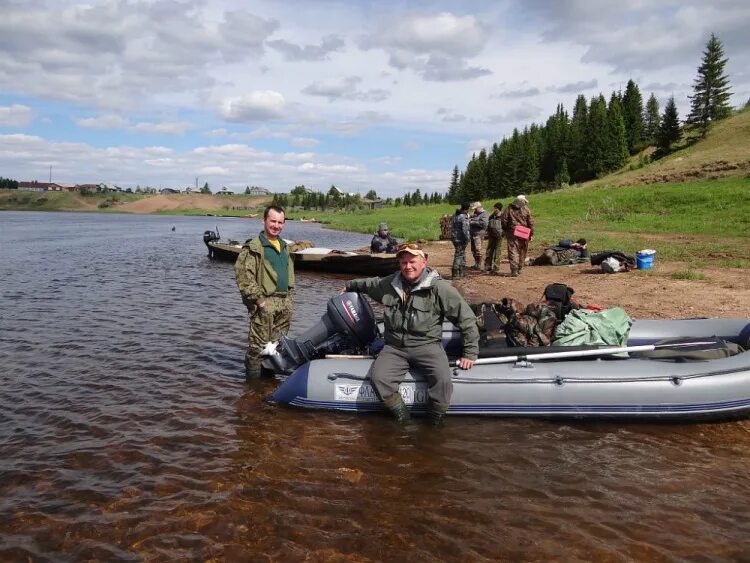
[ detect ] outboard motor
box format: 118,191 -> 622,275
203,230 -> 220,244
262,292 -> 378,374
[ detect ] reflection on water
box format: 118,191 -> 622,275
1,211 -> 749,560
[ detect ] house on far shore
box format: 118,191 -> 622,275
184,186 -> 194,194
218,186 -> 234,196
246,186 -> 271,196
75,183 -> 100,192
18,181 -> 63,192
160,188 -> 181,194
369,199 -> 384,210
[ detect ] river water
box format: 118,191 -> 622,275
1,211 -> 749,561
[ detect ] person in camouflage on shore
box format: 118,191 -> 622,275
235,205 -> 307,379
500,195 -> 534,277
468,202 -> 489,269
483,202 -> 504,274
450,202 -> 470,279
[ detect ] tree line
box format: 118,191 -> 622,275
449,33 -> 734,204
271,184 -> 446,210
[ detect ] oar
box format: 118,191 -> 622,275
454,339 -> 722,367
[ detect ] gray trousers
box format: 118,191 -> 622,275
370,343 -> 453,407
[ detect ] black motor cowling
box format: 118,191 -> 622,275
262,292 -> 378,374
203,230 -> 220,244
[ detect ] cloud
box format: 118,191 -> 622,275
0,104 -> 35,127
76,114 -> 190,135
205,128 -> 228,137
217,10 -> 279,61
527,0 -> 750,73
268,35 -> 345,61
485,104 -> 543,123
548,79 -> 598,94
219,91 -> 286,122
302,76 -> 390,102
291,137 -> 320,148
494,87 -> 541,99
362,12 -> 491,81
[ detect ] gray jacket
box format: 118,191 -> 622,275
346,268 -> 479,360
469,210 -> 489,236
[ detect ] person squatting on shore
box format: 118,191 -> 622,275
484,202 -> 504,274
345,243 -> 479,425
450,202 -> 471,279
235,205 -> 307,379
501,195 -> 534,277
370,222 -> 398,253
469,202 -> 489,269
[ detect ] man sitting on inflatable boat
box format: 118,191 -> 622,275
345,242 -> 479,425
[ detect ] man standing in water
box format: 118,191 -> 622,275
235,205 -> 302,379
345,243 -> 479,425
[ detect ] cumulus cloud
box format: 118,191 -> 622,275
362,12 -> 491,82
527,0 -> 750,73
219,91 -> 286,122
292,137 -> 320,148
485,104 -> 543,123
268,35 -> 345,61
302,76 -> 390,102
76,114 -> 190,135
494,87 -> 541,99
0,104 -> 35,128
548,79 -> 598,94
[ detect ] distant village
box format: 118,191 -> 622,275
13,180 -> 272,196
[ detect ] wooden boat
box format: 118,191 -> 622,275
266,294 -> 750,421
203,231 -> 400,276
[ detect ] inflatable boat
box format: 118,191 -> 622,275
266,294 -> 750,421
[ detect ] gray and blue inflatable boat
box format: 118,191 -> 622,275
265,293 -> 750,421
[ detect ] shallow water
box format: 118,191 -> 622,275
1,211 -> 749,561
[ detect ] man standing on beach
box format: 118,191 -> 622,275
450,202 -> 470,279
235,205 -> 302,379
345,243 -> 478,425
468,202 -> 489,270
501,195 -> 534,277
484,202 -> 504,274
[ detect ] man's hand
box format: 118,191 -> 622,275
456,357 -> 475,370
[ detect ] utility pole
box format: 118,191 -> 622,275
49,165 -> 52,183
195,176 -> 199,191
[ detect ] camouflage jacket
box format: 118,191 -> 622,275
487,213 -> 504,239
500,204 -> 534,237
346,268 -> 479,360
451,212 -> 470,244
235,234 -> 301,307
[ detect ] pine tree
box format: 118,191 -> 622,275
605,94 -> 629,171
656,96 -> 682,151
644,94 -> 660,143
585,95 -> 609,178
569,95 -> 588,182
448,165 -> 460,203
622,79 -> 644,153
686,33 -> 733,138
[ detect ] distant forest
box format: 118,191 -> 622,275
448,33 -> 736,204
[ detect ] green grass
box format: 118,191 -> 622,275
671,270 -> 707,281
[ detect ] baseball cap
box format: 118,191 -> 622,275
396,242 -> 426,259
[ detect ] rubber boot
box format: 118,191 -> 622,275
451,268 -> 459,280
245,351 -> 262,380
426,400 -> 448,426
510,268 -> 519,277
383,395 -> 411,424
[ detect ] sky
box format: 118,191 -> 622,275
0,0 -> 748,197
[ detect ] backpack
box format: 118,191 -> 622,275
542,283 -> 577,321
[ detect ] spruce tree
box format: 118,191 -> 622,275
622,79 -> 644,153
656,96 -> 682,151
585,95 -> 609,178
686,33 -> 733,138
605,94 -> 629,171
644,94 -> 660,143
569,95 -> 588,182
448,165 -> 460,203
